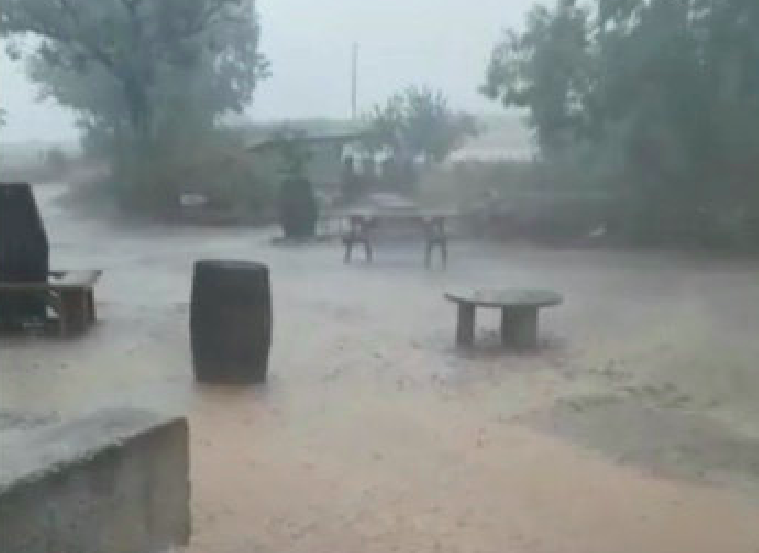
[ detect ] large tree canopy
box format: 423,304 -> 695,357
482,0 -> 759,245
0,0 -> 270,145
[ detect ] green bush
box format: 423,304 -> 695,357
423,155 -> 758,250
98,129 -> 279,221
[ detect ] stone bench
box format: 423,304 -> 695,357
0,408 -> 190,553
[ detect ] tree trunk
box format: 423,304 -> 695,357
190,260 -> 272,383
123,74 -> 152,145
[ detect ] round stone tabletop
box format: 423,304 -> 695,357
444,288 -> 563,309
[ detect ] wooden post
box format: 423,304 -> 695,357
456,303 -> 476,347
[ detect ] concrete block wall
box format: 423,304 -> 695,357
0,408 -> 190,553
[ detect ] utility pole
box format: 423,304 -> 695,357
351,42 -> 358,120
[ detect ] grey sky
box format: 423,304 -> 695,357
0,0 -> 534,142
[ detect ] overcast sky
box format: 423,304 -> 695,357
0,0 -> 535,143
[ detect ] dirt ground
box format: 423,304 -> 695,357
2,184 -> 759,553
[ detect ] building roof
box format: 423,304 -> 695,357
246,131 -> 369,153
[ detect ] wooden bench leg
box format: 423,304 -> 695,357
456,303 -> 476,348
345,237 -> 373,263
425,238 -> 448,269
58,289 -> 88,337
344,239 -> 353,263
502,307 -> 538,349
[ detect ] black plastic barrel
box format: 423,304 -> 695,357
0,183 -> 50,327
190,260 -> 272,383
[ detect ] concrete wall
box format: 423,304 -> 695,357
0,409 -> 190,553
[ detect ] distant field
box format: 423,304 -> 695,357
0,140 -> 80,181
452,114 -> 535,161
0,114 -> 533,182
231,114 -> 534,161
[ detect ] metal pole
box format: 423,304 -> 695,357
351,42 -> 358,120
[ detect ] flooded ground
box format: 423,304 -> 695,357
2,183 -> 759,552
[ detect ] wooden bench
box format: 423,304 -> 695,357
444,289 -> 563,349
0,270 -> 102,336
343,212 -> 448,268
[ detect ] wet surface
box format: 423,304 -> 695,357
533,395 -> 759,492
2,183 -> 759,552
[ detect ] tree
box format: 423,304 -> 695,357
2,0 -> 269,213
482,0 -> 759,247
1,0 -> 269,147
480,1 -> 592,153
366,86 -> 477,164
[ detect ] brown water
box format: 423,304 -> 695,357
2,184 -> 759,552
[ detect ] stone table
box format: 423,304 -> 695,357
444,289 -> 563,349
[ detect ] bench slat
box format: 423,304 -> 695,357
0,270 -> 102,291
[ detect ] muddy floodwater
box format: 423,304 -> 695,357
2,184 -> 759,552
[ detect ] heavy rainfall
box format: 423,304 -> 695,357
1,1 -> 758,552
